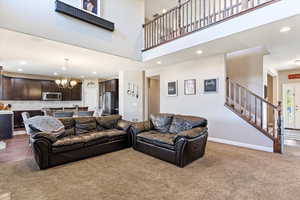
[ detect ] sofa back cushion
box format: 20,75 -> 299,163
169,115 -> 207,134
74,117 -> 97,134
150,113 -> 174,133
96,115 -> 122,130
58,117 -> 76,137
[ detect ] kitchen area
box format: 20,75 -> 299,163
0,67 -> 119,140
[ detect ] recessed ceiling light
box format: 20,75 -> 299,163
17,68 -> 23,72
53,72 -> 58,76
20,61 -> 27,65
280,26 -> 291,33
162,9 -> 167,14
62,67 -> 67,71
157,61 -> 162,65
92,72 -> 97,75
196,50 -> 203,55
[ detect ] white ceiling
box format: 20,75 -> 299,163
1,13 -> 300,79
145,0 -> 178,20
144,14 -> 300,73
0,28 -> 144,79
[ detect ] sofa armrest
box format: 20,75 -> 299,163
175,127 -> 207,141
31,132 -> 58,143
31,136 -> 53,169
117,120 -> 132,132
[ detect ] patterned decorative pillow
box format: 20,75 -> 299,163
150,114 -> 173,133
169,117 -> 193,134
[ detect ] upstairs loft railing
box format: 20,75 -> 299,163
225,78 -> 283,153
143,0 -> 280,51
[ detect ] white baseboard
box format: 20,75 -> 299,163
208,137 -> 273,152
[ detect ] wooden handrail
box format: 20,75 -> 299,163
143,0 -> 280,51
225,77 -> 283,153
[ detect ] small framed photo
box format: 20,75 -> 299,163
204,78 -> 218,93
81,0 -> 100,16
168,81 -> 178,96
184,79 -> 196,95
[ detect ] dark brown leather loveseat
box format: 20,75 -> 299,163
131,113 -> 208,167
28,115 -> 131,169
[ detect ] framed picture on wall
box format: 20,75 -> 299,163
184,79 -> 196,95
81,0 -> 100,16
203,78 -> 218,93
168,81 -> 178,96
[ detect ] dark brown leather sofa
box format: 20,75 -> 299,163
130,114 -> 208,167
28,115 -> 131,169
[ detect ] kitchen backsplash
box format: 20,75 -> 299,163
1,101 -> 83,111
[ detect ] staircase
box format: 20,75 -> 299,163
225,78 -> 283,153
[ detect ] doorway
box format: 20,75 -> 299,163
148,76 -> 160,117
283,83 -> 300,130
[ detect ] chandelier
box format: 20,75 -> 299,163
55,58 -> 77,89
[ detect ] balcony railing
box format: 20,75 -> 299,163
143,0 -> 279,51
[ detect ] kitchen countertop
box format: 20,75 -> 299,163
0,111 -> 13,114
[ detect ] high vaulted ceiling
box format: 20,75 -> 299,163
0,28 -> 144,79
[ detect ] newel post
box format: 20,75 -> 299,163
274,101 -> 283,153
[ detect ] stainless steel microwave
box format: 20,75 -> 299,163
42,92 -> 62,101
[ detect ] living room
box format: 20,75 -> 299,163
1,0 -> 300,199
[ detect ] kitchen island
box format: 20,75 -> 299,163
0,111 -> 13,139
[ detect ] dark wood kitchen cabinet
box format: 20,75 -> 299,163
71,83 -> 82,101
1,76 -> 81,101
12,78 -> 42,100
62,83 -> 82,101
1,76 -> 13,100
105,79 -> 118,92
41,80 -> 60,92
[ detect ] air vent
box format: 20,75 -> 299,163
55,0 -> 115,32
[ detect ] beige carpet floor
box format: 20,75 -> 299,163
1,142 -> 300,200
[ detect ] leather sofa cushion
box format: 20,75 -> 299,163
175,115 -> 207,128
52,129 -> 127,153
137,131 -> 176,150
96,115 -> 122,129
101,129 -> 127,140
131,121 -> 153,134
116,120 -> 132,131
150,114 -> 174,133
74,117 -> 97,134
58,117 -> 75,129
176,127 -> 208,139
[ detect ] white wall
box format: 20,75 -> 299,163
226,47 -> 267,96
119,71 -> 145,121
146,54 -> 273,151
0,0 -> 144,61
82,79 -> 99,111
